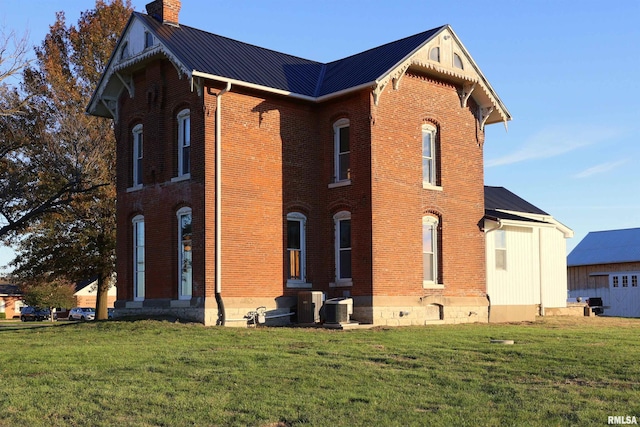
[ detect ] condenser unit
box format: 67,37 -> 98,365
323,298 -> 353,324
297,291 -> 324,324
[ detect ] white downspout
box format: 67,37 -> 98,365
215,82 -> 231,325
483,217 -> 503,323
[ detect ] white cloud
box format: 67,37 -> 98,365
573,159 -> 628,179
486,126 -> 620,168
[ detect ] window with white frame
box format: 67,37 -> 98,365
132,124 -> 143,187
334,119 -> 350,182
612,276 -> 619,287
429,47 -> 440,62
495,229 -> 507,270
177,207 -> 193,299
177,109 -> 191,177
334,211 -> 352,284
422,123 -> 437,186
423,216 -> 439,284
287,212 -> 306,284
633,275 -> 638,287
144,31 -> 153,49
132,215 -> 145,301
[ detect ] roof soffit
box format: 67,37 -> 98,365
375,26 -> 511,127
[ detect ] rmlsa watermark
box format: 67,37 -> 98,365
608,416 -> 638,425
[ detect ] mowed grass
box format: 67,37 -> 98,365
1,316 -> 639,426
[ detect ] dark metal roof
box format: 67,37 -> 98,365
568,228 -> 640,267
0,284 -> 21,296
137,12 -> 443,98
484,186 -> 548,216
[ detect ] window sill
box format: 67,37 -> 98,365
286,281 -> 312,289
330,280 -> 353,288
422,182 -> 443,191
328,179 -> 351,189
126,185 -> 143,193
171,174 -> 191,183
423,282 -> 444,289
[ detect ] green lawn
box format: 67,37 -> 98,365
1,316 -> 638,426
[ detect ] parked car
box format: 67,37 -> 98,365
20,306 -> 51,322
68,307 -> 96,321
108,308 -> 114,319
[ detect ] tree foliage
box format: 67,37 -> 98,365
5,0 -> 132,320
20,276 -> 76,321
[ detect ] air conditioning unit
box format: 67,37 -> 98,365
323,298 -> 353,324
297,291 -> 324,324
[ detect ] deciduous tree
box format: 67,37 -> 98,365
7,0 -> 132,320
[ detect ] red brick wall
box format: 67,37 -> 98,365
370,73 -> 486,298
116,59 -> 204,301
115,59 -> 486,308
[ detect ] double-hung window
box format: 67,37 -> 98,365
177,109 -> 191,177
423,216 -> 439,285
132,124 -> 143,188
287,212 -> 307,286
132,215 -> 145,301
334,119 -> 350,183
334,211 -> 352,285
177,207 -> 192,299
422,124 -> 437,187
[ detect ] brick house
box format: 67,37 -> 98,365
88,0 -> 511,326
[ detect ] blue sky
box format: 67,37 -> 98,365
1,0 -> 639,272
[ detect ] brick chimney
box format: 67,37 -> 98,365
146,0 -> 181,25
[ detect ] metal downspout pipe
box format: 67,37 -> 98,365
215,82 -> 231,326
483,218 -> 503,323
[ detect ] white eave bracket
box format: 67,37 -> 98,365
458,82 -> 476,108
479,105 -> 494,131
191,76 -> 203,97
115,72 -> 134,98
100,97 -> 119,123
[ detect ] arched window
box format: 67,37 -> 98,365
119,42 -> 129,60
177,109 -> 191,177
333,118 -> 350,183
423,216 -> 439,285
422,123 -> 438,187
132,124 -> 143,188
286,212 -> 308,286
429,47 -> 440,62
177,207 -> 192,299
132,215 -> 145,301
453,53 -> 464,69
334,211 -> 352,284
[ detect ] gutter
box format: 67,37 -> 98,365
215,81 -> 231,326
191,70 -> 376,104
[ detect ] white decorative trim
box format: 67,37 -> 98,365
171,173 -> 191,183
328,180 -> 352,189
423,282 -> 444,289
329,280 -> 353,288
422,183 -> 443,191
286,281 -> 312,289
